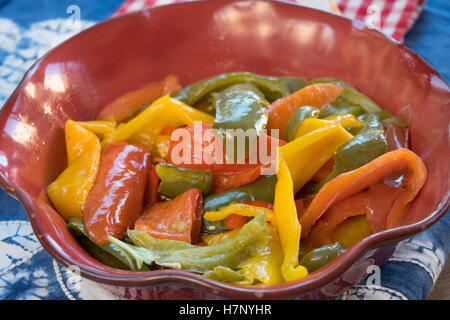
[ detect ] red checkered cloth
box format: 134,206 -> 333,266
112,0 -> 426,42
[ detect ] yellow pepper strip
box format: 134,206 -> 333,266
152,134 -> 171,159
331,215 -> 372,249
240,225 -> 284,285
295,114 -> 363,139
202,229 -> 242,245
47,120 -> 101,220
323,114 -> 364,128
101,95 -> 215,147
274,125 -> 354,281
76,120 -> 117,135
203,203 -> 276,226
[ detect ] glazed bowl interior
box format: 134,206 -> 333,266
0,0 -> 448,299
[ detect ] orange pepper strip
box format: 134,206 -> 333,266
97,75 -> 182,122
267,83 -> 343,139
305,191 -> 369,247
299,148 -> 427,238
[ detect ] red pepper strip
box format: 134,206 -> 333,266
168,124 -> 286,175
160,126 -> 180,136
299,148 -> 427,238
385,123 -> 409,151
84,142 -> 150,245
97,75 -> 182,122
134,188 -> 203,243
245,201 -> 274,210
225,214 -> 248,229
311,158 -> 335,182
267,83 -> 343,139
212,165 -> 262,194
305,191 -> 369,247
220,201 -> 273,229
211,135 -> 287,193
143,165 -> 160,207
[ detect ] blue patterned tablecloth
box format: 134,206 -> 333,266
0,0 -> 448,300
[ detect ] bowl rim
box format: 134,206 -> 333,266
0,0 -> 449,299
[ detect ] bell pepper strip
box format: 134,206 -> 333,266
312,113 -> 387,192
267,83 -> 343,139
294,115 -> 363,139
134,188 -> 203,244
121,213 -> 270,273
300,148 -> 427,238
331,215 -> 373,249
213,85 -> 269,161
155,163 -> 212,198
151,134 -> 171,159
202,228 -> 241,245
203,266 -> 254,285
312,158 -> 335,182
246,200 -> 274,210
96,75 -> 182,122
319,99 -> 364,118
202,222 -> 283,286
168,125 -> 285,175
101,95 -> 214,148
305,191 -> 369,248
83,142 -> 150,245
323,114 -> 364,128
67,217 -> 141,271
274,125 -> 353,281
143,165 -> 160,207
203,203 -> 276,226
47,120 -> 101,220
173,72 -> 290,105
239,225 -> 284,285
213,83 -> 268,133
280,77 -> 308,93
274,160 -> 308,281
299,242 -> 346,273
278,125 -> 354,195
75,120 -> 117,135
202,175 -> 277,234
211,165 -> 263,194
309,78 -> 382,113
284,106 -> 320,142
205,201 -> 274,231
225,214 -> 248,229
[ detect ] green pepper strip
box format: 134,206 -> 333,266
280,77 -> 309,93
284,106 -> 320,142
67,218 -> 149,271
110,213 -> 270,274
309,78 -> 382,114
202,175 -> 277,234
174,72 -> 290,105
156,163 -> 212,198
299,242 -> 346,273
312,113 -> 387,192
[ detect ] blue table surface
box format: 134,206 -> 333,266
0,0 -> 448,300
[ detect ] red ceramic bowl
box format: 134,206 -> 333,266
0,0 -> 449,300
